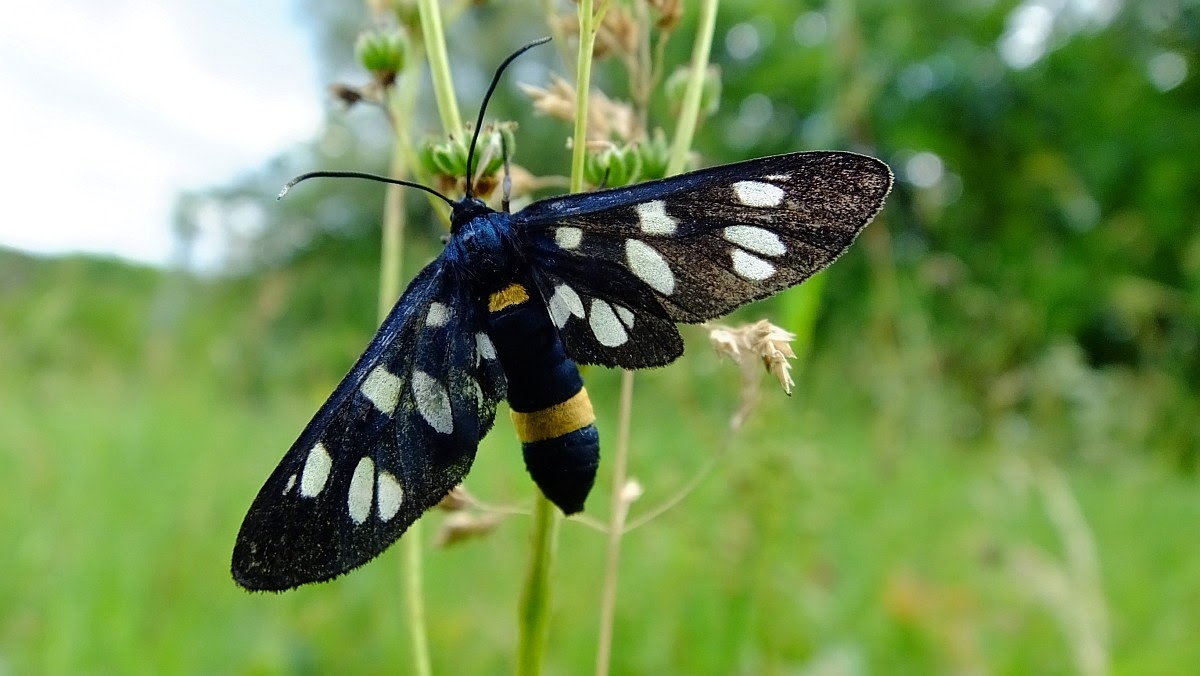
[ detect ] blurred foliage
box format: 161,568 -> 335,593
4,242 -> 1200,672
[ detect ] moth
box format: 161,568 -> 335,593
232,39 -> 892,591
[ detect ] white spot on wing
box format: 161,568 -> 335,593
467,376 -> 483,410
615,305 -> 635,328
731,249 -> 776,280
733,180 -> 785,207
548,284 -> 585,328
475,332 -> 497,362
283,474 -> 296,495
589,299 -> 628,347
635,200 -> 678,235
412,371 -> 454,434
555,226 -> 583,250
426,302 -> 450,327
300,442 -> 333,497
723,225 -> 786,257
361,365 -> 402,414
348,456 -> 375,524
377,470 -> 404,521
624,239 -> 676,295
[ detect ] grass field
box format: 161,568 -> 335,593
1,250 -> 1197,674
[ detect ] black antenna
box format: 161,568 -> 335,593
278,170 -> 456,207
464,36 -> 551,198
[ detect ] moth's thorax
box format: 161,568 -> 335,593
445,207 -> 521,294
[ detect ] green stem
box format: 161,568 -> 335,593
515,493 -> 560,675
665,0 -> 719,175
594,5 -> 719,669
516,5 -> 609,673
594,370 -> 636,676
418,0 -> 463,132
402,521 -> 431,675
569,0 -> 608,193
383,62 -> 432,676
401,3 -> 469,672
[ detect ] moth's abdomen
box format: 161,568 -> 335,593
486,281 -> 599,514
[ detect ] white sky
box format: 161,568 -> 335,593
0,0 -> 322,267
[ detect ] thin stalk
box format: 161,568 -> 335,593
595,4 -> 718,670
517,4 -> 607,673
401,4 -> 467,672
402,521 -> 431,676
665,0 -> 719,175
594,370 -> 635,676
418,0 -> 463,132
569,0 -> 609,193
623,381 -> 752,532
374,55 -> 434,676
515,494 -> 561,675
384,78 -> 434,676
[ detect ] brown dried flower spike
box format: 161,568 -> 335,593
708,320 -> 798,395
519,75 -> 638,143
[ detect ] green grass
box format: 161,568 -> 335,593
1,250 -> 1198,673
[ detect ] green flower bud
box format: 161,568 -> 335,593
418,134 -> 469,179
356,30 -> 408,85
635,130 -> 672,181
584,143 -> 643,188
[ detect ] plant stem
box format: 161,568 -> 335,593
515,493 -> 560,675
595,1 -> 718,671
382,60 -> 433,676
418,0 -> 463,133
594,370 -> 635,676
665,0 -> 719,175
569,0 -> 608,193
516,5 -> 608,673
402,2 -> 470,671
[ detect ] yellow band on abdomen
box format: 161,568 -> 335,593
510,388 -> 596,443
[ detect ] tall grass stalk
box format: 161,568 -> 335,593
373,55 -> 431,670
1019,455 -> 1110,676
567,1 -> 608,193
389,1 -> 466,671
594,0 -> 720,672
515,3 -> 607,673
382,56 -> 433,676
594,370 -> 635,676
664,0 -> 719,176
417,0 -> 462,132
515,493 -> 561,675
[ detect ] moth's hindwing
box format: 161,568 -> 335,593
517,151 -> 893,368
231,261 -> 506,591
531,264 -> 684,369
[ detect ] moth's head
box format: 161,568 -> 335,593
449,196 -> 493,233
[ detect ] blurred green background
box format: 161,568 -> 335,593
2,0 -> 1198,673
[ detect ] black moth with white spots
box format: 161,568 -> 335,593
231,149 -> 891,591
